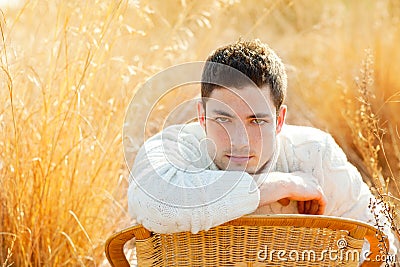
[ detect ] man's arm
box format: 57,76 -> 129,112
127,124 -> 259,234
321,134 -> 376,220
255,171 -> 327,215
321,134 -> 397,255
128,124 -> 329,234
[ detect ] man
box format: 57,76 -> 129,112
127,40 -> 396,255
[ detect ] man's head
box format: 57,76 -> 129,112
198,39 -> 288,174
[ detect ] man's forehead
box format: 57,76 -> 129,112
206,100 -> 275,117
207,85 -> 271,99
204,86 -> 275,114
208,105 -> 274,117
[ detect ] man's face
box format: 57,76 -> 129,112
197,85 -> 286,174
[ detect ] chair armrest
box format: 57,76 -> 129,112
361,228 -> 390,267
105,224 -> 151,267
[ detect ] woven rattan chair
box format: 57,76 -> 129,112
105,214 -> 387,267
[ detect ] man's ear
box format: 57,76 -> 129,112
197,101 -> 206,129
276,105 -> 287,134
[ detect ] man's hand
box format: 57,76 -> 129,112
254,172 -> 327,215
277,199 -> 326,215
297,200 -> 322,214
277,198 -> 322,214
277,198 -> 290,206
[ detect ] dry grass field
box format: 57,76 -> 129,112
0,0 -> 399,265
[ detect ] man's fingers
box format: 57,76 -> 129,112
297,201 -> 305,214
278,198 -> 290,206
305,200 -> 312,214
317,195 -> 327,215
309,199 -> 319,215
297,197 -> 326,215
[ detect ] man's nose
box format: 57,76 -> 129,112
230,124 -> 249,149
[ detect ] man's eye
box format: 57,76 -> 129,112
251,119 -> 267,125
215,117 -> 230,123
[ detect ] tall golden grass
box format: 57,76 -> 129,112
0,0 -> 399,265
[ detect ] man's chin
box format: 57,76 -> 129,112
224,165 -> 257,174
214,160 -> 260,173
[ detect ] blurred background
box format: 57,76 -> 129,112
0,0 -> 399,265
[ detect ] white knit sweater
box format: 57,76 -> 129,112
128,123 -> 397,255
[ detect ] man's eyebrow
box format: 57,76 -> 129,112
210,109 -> 234,118
247,113 -> 273,119
210,110 -> 274,119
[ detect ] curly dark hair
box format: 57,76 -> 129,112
201,39 -> 287,113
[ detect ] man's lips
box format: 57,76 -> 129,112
226,155 -> 253,163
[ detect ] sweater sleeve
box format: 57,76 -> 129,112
127,124 -> 260,234
322,134 -> 397,255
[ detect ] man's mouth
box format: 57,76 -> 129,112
226,155 -> 253,163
